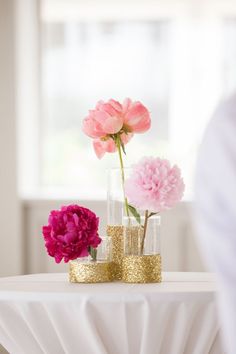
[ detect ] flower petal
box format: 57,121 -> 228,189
122,98 -> 132,114
102,116 -> 123,134
120,132 -> 133,145
124,102 -> 151,133
93,138 -> 117,159
82,116 -> 105,138
93,139 -> 106,159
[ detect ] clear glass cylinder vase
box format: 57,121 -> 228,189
107,168 -> 130,225
106,168 -> 130,280
122,215 -> 162,283
69,237 -> 113,283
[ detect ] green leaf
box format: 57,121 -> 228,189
128,204 -> 141,224
88,246 -> 97,261
120,140 -> 126,155
148,212 -> 158,218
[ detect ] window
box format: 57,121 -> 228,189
28,0 -> 236,199
41,19 -> 171,197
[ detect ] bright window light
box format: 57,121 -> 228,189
37,1 -> 236,199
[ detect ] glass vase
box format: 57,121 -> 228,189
122,215 -> 162,283
106,168 -> 130,280
69,237 -> 113,283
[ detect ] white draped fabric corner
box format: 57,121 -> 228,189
0,273 -> 223,354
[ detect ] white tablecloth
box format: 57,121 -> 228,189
0,272 -> 222,354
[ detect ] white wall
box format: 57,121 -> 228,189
0,0 -> 22,276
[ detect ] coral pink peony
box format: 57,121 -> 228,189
122,98 -> 151,133
82,99 -> 123,138
125,157 -> 185,212
42,204 -> 101,263
82,98 -> 150,158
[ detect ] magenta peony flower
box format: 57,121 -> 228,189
82,98 -> 150,159
125,157 -> 185,213
42,204 -> 101,263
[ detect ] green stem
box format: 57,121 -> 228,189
141,210 -> 149,254
116,135 -> 130,217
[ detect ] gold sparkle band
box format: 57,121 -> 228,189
122,254 -> 162,283
69,260 -> 113,283
106,225 -> 124,280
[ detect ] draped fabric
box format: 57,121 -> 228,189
0,273 -> 223,354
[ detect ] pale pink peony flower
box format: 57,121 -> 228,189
42,204 -> 101,263
125,157 -> 185,212
122,98 -> 151,133
82,98 -> 150,158
82,99 -> 123,138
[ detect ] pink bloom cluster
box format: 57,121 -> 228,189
125,157 -> 185,213
82,98 -> 151,158
42,204 -> 101,263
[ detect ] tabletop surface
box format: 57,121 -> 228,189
0,272 -> 217,297
0,272 -> 221,354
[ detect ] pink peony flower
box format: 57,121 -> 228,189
82,99 -> 123,138
125,157 -> 185,213
42,204 -> 101,263
82,98 -> 150,158
122,98 -> 151,133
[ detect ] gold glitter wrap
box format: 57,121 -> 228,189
122,254 -> 162,283
106,225 -> 124,280
69,260 -> 113,283
125,226 -> 143,255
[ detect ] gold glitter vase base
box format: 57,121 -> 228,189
106,225 -> 124,280
69,260 -> 113,283
122,254 -> 162,283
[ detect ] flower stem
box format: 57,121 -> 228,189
141,210 -> 149,254
116,135 -> 129,217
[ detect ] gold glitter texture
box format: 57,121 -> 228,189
106,225 -> 124,280
69,260 -> 113,283
124,225 -> 143,255
122,254 -> 162,283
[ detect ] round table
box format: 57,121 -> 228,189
0,272 -> 223,354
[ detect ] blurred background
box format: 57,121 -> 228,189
1,0 -> 236,276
